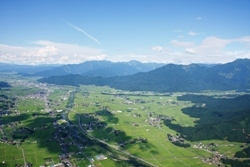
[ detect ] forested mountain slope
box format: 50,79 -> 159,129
38,59 -> 250,92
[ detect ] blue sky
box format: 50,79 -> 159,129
0,0 -> 250,64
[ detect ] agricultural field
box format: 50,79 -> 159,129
0,75 -> 250,167
69,86 -> 250,167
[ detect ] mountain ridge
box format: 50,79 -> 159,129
33,60 -> 165,77
0,60 -> 165,77
37,59 -> 250,92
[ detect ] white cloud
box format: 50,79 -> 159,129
142,36 -> 250,64
236,36 -> 250,47
0,41 -> 105,64
151,46 -> 163,52
36,45 -> 58,57
195,36 -> 232,54
185,48 -> 196,54
66,21 -> 101,45
147,36 -> 250,64
187,31 -> 198,36
1,36 -> 250,65
181,36 -> 233,62
105,39 -> 250,64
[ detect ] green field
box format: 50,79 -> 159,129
0,77 -> 250,167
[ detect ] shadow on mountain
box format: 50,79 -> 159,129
164,94 -> 250,142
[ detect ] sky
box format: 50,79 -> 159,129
0,0 -> 250,65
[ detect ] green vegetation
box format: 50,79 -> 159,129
164,94 -> 250,142
235,146 -> 250,158
0,81 -> 10,88
1,75 -> 250,166
38,58 -> 250,92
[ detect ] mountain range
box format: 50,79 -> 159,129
38,59 -> 250,92
30,60 -> 164,77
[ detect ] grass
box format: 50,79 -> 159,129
68,86 -> 220,166
0,83 -> 62,166
1,81 -> 249,167
0,141 -> 60,167
0,144 -> 23,167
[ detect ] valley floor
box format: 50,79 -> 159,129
0,74 -> 250,167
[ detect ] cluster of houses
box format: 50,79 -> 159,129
147,117 -> 161,127
52,117 -> 111,167
131,122 -> 139,126
0,137 -> 21,145
192,142 -> 236,166
131,113 -> 141,117
52,116 -> 109,167
128,137 -> 147,144
201,154 -> 227,167
167,134 -> 190,148
146,113 -> 175,127
58,154 -> 74,167
0,120 -> 28,144
81,113 -> 107,132
39,162 -> 65,167
118,136 -> 148,148
52,122 -> 77,167
167,134 -> 185,143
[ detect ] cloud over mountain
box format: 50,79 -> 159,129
0,36 -> 249,65
0,41 -> 104,64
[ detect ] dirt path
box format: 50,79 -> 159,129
147,130 -> 191,167
17,145 -> 26,165
136,129 -> 165,167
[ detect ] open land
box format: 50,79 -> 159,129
0,74 -> 250,167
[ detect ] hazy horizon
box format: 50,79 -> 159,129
1,58 -> 248,66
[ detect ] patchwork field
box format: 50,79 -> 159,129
0,77 -> 249,167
